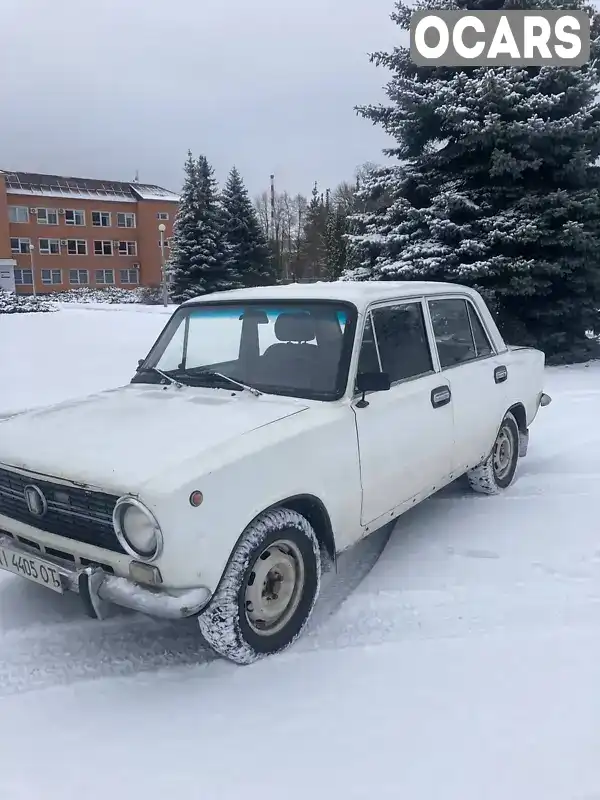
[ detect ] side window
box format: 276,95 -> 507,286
357,315 -> 380,375
370,302 -> 433,382
468,303 -> 493,357
429,298 -> 477,368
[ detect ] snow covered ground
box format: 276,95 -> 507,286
1,304 -> 600,799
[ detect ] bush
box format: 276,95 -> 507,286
49,286 -> 169,305
0,290 -> 57,314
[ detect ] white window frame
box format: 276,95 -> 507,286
37,208 -> 59,225
9,206 -> 29,223
10,237 -> 31,254
38,238 -> 61,255
157,212 -> 169,221
69,269 -> 89,285
119,268 -> 139,285
117,212 -> 136,228
65,209 -> 85,226
118,241 -> 137,256
95,269 -> 115,285
92,211 -> 112,227
94,240 -> 113,256
41,269 -> 63,285
67,239 -> 88,256
14,269 -> 33,285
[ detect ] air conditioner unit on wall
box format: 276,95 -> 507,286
58,209 -> 65,215
60,240 -> 68,246
29,208 -> 37,214
132,263 -> 140,269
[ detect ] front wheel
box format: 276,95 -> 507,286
467,412 -> 520,495
198,508 -> 321,665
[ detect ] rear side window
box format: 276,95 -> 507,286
468,304 -> 493,357
428,298 -> 494,368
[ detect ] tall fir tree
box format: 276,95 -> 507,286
345,0 -> 600,361
169,153 -> 238,302
300,182 -> 329,279
222,167 -> 275,287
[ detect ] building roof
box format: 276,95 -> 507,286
0,170 -> 180,204
181,280 -> 479,312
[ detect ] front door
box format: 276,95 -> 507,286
427,296 -> 509,474
353,299 -> 455,527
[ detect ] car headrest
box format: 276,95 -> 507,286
274,312 -> 316,342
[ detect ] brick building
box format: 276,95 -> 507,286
0,170 -> 180,294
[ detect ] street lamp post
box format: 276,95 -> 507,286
29,243 -> 37,298
158,224 -> 168,307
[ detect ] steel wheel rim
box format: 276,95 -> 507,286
493,424 -> 514,480
244,539 -> 306,637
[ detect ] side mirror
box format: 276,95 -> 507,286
355,371 -> 391,407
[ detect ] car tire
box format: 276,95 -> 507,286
467,412 -> 520,495
198,508 -> 321,665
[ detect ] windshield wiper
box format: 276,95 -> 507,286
194,369 -> 263,397
138,365 -> 185,388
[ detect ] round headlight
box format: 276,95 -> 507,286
113,498 -> 162,561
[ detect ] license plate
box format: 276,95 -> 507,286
0,546 -> 64,593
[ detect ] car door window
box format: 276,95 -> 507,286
365,302 -> 433,382
357,315 -> 381,375
429,298 -> 478,368
468,303 -> 493,357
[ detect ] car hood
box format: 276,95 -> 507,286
0,384 -> 309,494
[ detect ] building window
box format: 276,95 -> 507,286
10,237 -> 30,254
9,206 -> 29,223
37,208 -> 59,225
65,209 -> 85,226
94,240 -> 113,256
41,269 -> 62,285
14,269 -> 33,285
157,212 -> 169,221
67,239 -> 87,255
117,212 -> 136,228
120,268 -> 139,285
69,269 -> 89,285
95,269 -> 115,285
39,238 -> 61,255
92,211 -> 111,227
118,241 -> 137,256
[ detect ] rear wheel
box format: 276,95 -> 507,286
467,412 -> 520,495
198,508 -> 321,665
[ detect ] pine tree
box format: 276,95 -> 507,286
222,167 -> 275,287
346,0 -> 600,361
169,153 -> 238,302
300,182 -> 329,280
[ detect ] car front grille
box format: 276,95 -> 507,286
0,466 -> 126,554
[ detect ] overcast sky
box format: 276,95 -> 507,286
0,0 -> 401,198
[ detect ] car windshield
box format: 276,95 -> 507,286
135,300 -> 357,401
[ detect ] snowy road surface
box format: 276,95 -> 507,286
1,305 -> 600,799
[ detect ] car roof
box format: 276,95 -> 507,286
180,280 -> 479,313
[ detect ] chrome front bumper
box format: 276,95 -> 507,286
0,534 -> 211,621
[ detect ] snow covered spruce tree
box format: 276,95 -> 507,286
169,153 -> 239,302
221,167 -> 275,288
346,0 -> 600,361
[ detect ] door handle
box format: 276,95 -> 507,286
494,365 -> 508,384
431,385 -> 451,409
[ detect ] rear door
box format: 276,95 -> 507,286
353,298 -> 455,527
426,296 -> 509,475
